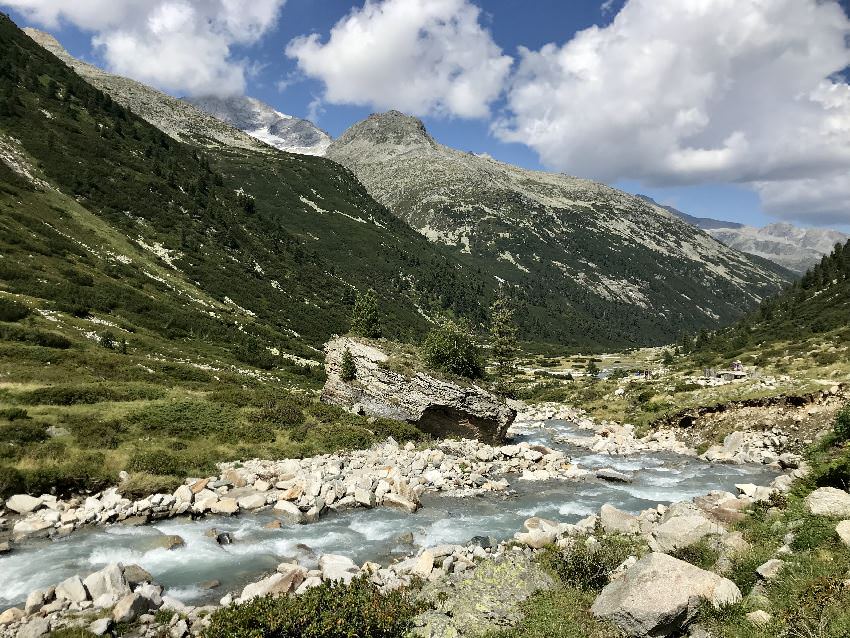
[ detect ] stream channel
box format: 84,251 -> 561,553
0,418 -> 779,609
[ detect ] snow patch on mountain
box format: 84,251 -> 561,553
185,95 -> 332,156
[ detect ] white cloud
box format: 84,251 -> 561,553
496,0 -> 850,225
2,0 -> 286,96
286,0 -> 512,119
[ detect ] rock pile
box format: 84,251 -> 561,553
0,563 -> 210,638
3,437 -> 583,546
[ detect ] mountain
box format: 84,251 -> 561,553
3,15 -> 494,370
22,28 -> 269,153
327,111 -> 791,347
636,195 -> 744,231
184,95 -> 331,156
693,239 -> 850,358
707,224 -> 849,276
639,195 -> 849,274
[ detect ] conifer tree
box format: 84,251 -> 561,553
489,294 -> 518,381
351,289 -> 381,338
340,347 -> 356,381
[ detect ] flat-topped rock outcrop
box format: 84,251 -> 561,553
321,337 -> 515,442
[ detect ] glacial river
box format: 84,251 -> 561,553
0,419 -> 778,609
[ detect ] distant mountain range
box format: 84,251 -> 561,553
638,195 -> 848,275
23,28 -> 330,157
184,96 -> 331,156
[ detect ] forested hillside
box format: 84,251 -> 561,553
0,12 -> 491,372
690,239 -> 850,361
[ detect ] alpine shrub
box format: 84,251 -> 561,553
204,576 -> 425,638
421,320 -> 484,380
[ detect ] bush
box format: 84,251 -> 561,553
118,472 -> 183,500
0,464 -> 25,498
67,415 -> 126,449
421,320 -> 484,380
127,449 -> 183,476
541,535 -> 645,592
307,402 -> 350,424
204,576 -> 424,638
833,404 -> 850,442
0,420 -> 49,444
309,423 -> 375,452
0,407 -> 28,420
0,297 -> 30,322
22,452 -> 113,496
0,325 -> 71,348
19,383 -> 163,406
128,399 -> 239,438
371,418 -> 425,444
256,395 -> 308,427
670,539 -> 720,570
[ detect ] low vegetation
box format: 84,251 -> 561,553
0,383 -> 423,499
203,576 -> 425,638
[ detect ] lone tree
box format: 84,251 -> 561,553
586,359 -> 600,379
340,347 -> 356,382
351,289 -> 381,338
489,295 -> 519,381
421,319 -> 484,380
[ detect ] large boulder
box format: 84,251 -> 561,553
591,553 -> 741,637
321,337 -> 515,442
649,514 -> 725,553
805,487 -> 850,518
5,494 -> 43,514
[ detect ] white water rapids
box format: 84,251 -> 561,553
0,419 -> 778,609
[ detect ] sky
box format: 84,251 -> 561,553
3,0 -> 850,231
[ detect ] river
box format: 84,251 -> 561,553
0,418 -> 779,610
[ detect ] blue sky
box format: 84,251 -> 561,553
4,0 -> 850,230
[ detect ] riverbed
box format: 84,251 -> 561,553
0,419 -> 778,609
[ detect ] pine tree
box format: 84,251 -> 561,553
351,289 -> 381,338
340,347 -> 356,382
489,294 -> 518,381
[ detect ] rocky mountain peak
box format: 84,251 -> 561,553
22,28 -> 65,56
332,110 -> 435,153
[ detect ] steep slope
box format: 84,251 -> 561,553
691,239 -> 850,360
21,27 -> 269,152
327,111 -> 790,347
642,195 -> 849,274
185,95 -> 332,156
2,14 -> 491,367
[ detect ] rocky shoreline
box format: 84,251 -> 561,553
0,404 -> 820,637
0,455 -> 809,638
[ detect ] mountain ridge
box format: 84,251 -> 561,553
638,195 -> 849,274
184,95 -> 332,156
327,111 -> 791,346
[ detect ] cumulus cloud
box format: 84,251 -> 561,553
496,0 -> 850,225
286,0 -> 512,118
2,0 -> 286,96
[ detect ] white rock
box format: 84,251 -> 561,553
805,487 -> 850,518
5,494 -> 43,514
319,554 -> 359,583
55,575 -> 88,603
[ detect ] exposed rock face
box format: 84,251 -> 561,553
321,337 -> 516,442
591,553 -> 742,637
